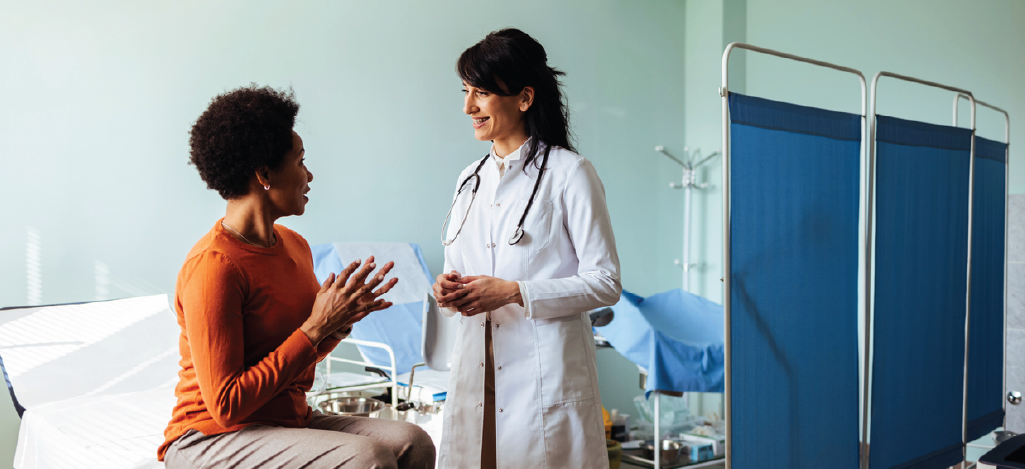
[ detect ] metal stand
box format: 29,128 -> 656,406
655,146 -> 720,291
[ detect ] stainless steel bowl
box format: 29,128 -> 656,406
318,397 -> 385,418
641,440 -> 683,465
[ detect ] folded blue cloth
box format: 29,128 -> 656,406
595,289 -> 724,397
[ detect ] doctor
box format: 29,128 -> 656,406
433,29 -> 622,468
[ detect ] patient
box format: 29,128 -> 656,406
158,85 -> 435,468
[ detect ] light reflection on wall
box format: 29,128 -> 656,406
94,261 -> 109,301
25,228 -> 41,306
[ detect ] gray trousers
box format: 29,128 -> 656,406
164,412 -> 436,469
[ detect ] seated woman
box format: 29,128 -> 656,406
158,85 -> 435,469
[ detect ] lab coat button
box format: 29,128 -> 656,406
480,362 -> 484,367
478,402 -> 483,407
495,203 -> 501,207
497,366 -> 502,371
499,408 -> 504,413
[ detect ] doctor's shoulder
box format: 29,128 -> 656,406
543,147 -> 602,186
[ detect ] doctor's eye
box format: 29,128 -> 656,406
476,90 -> 490,97
461,88 -> 468,94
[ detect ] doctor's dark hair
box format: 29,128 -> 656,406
457,28 -> 576,169
188,84 -> 300,200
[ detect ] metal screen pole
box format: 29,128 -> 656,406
869,72 -> 976,469
722,42 -> 866,469
954,94 -> 1011,431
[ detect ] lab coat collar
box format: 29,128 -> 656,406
490,139 -> 528,166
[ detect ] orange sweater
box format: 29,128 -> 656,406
158,220 -> 343,460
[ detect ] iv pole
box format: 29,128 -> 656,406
656,145 -> 721,291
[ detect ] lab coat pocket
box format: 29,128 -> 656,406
534,316 -> 593,405
510,198 -> 553,252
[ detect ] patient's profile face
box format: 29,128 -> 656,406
267,131 -> 312,217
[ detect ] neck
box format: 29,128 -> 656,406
492,132 -> 529,158
223,196 -> 278,247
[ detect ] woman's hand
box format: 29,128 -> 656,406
302,256 -> 398,346
444,275 -> 522,316
433,270 -> 466,309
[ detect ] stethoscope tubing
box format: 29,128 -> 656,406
441,146 -> 550,246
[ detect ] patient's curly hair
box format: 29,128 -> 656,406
189,84 -> 300,199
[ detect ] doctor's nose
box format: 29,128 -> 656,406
463,95 -> 477,115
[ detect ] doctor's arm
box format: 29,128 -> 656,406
436,171 -> 473,318
518,159 -> 622,320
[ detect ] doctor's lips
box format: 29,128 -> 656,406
472,116 -> 490,129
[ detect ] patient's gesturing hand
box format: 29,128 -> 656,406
302,256 -> 399,346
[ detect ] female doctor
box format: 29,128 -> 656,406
433,28 -> 622,468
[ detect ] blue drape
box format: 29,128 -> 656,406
729,93 -> 861,469
596,289 -> 724,397
966,136 -> 1007,442
870,115 -> 972,469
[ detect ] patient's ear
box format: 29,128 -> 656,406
255,166 -> 271,191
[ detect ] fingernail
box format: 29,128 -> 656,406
377,275 -> 384,281
369,263 -> 376,269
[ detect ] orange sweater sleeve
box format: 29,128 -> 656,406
181,250 -> 319,428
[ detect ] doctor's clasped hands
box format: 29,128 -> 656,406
433,270 -> 523,316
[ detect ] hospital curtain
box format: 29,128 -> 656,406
729,93 -> 861,469
966,135 -> 1007,442
869,115 -> 972,469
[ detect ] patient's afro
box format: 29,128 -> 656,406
189,85 -> 300,199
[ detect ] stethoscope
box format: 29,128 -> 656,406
441,147 -> 549,246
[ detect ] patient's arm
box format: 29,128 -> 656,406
181,251 -> 321,428
313,326 -> 352,361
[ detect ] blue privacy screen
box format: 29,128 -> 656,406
966,136 -> 1007,442
870,115 -> 972,469
729,93 -> 861,469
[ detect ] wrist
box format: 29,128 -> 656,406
507,280 -> 523,307
301,322 -> 328,347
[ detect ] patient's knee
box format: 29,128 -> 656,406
392,423 -> 435,468
358,440 -> 399,469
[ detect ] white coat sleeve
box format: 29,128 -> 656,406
519,159 -> 622,320
441,172 -> 470,318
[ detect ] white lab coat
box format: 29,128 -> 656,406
438,142 -> 622,469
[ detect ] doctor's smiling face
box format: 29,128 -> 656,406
462,80 -> 533,149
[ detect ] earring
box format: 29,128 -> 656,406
264,185 -> 270,190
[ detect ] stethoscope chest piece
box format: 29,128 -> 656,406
508,227 -> 524,245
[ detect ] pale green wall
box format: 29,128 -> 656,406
3,0 -> 1024,467
0,1 -> 686,466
